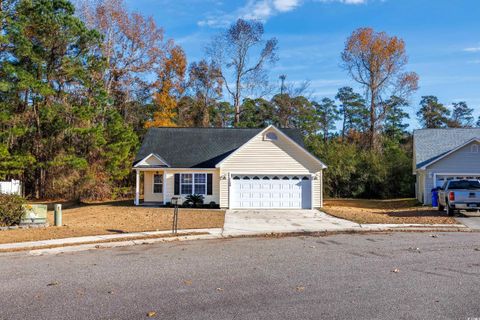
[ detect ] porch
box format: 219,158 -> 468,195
134,169 -> 219,207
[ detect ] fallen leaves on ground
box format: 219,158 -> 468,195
47,281 -> 59,286
295,286 -> 305,292
323,199 -> 456,225
147,311 -> 156,317
391,268 -> 400,273
183,280 -> 192,285
216,287 -> 224,292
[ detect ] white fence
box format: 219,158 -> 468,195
0,180 -> 22,195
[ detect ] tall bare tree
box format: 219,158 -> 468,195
208,19 -> 278,126
187,59 -> 223,127
77,0 -> 174,128
341,27 -> 418,149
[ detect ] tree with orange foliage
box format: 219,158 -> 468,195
78,0 -> 187,130
341,27 -> 418,150
146,45 -> 187,128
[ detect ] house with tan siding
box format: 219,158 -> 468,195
133,125 -> 326,209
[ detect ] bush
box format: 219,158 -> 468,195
0,194 -> 25,226
183,194 -> 204,208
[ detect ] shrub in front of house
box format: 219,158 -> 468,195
162,199 -> 219,209
183,194 -> 204,208
0,194 -> 26,226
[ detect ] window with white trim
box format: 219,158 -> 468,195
153,174 -> 163,193
181,173 -> 206,195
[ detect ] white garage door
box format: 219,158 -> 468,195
230,175 -> 312,209
436,174 -> 480,188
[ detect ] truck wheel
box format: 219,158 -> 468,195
438,203 -> 445,211
446,205 -> 455,216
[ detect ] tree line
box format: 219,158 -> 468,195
1,0 -> 477,200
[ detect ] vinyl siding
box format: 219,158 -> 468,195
218,128 -> 324,208
144,171 -> 164,202
421,141 -> 480,204
143,169 -> 220,205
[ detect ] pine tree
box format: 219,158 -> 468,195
416,96 -> 450,128
383,96 -> 410,141
449,101 -> 474,128
313,98 -> 340,142
335,87 -> 368,141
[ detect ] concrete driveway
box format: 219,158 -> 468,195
455,216 -> 480,231
222,209 -> 359,236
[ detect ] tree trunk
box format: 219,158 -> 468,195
233,73 -> 241,127
369,88 -> 376,150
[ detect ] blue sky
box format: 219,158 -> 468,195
126,0 -> 480,129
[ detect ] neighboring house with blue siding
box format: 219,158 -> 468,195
413,128 -> 480,205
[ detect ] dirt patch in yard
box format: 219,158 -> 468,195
323,199 -> 457,225
0,201 -> 225,244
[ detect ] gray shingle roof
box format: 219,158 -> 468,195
414,128 -> 480,169
134,127 -> 305,168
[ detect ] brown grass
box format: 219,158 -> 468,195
323,198 -> 457,225
0,201 -> 225,244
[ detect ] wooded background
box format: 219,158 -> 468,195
1,0 -> 478,200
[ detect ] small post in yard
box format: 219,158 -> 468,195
171,197 -> 179,234
54,204 -> 62,227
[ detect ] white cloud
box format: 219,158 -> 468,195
198,0 -> 367,28
242,1 -> 274,20
315,0 -> 367,4
273,0 -> 301,12
464,47 -> 480,53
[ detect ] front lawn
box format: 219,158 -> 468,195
323,198 -> 457,225
0,201 -> 225,244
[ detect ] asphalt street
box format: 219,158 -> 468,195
1,232 -> 480,320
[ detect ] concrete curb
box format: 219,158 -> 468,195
0,224 -> 471,256
0,228 -> 222,251
28,233 -> 222,256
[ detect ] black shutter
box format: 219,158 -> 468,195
174,174 -> 180,195
207,173 -> 213,195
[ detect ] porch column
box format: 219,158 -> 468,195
135,169 -> 140,206
163,171 -> 166,204
310,174 -> 314,210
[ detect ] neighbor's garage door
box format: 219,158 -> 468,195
230,175 -> 311,209
436,174 -> 480,188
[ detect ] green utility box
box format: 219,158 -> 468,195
21,204 -> 48,224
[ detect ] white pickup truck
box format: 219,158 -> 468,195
438,179 -> 480,216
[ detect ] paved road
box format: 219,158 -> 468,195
1,232 -> 480,320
